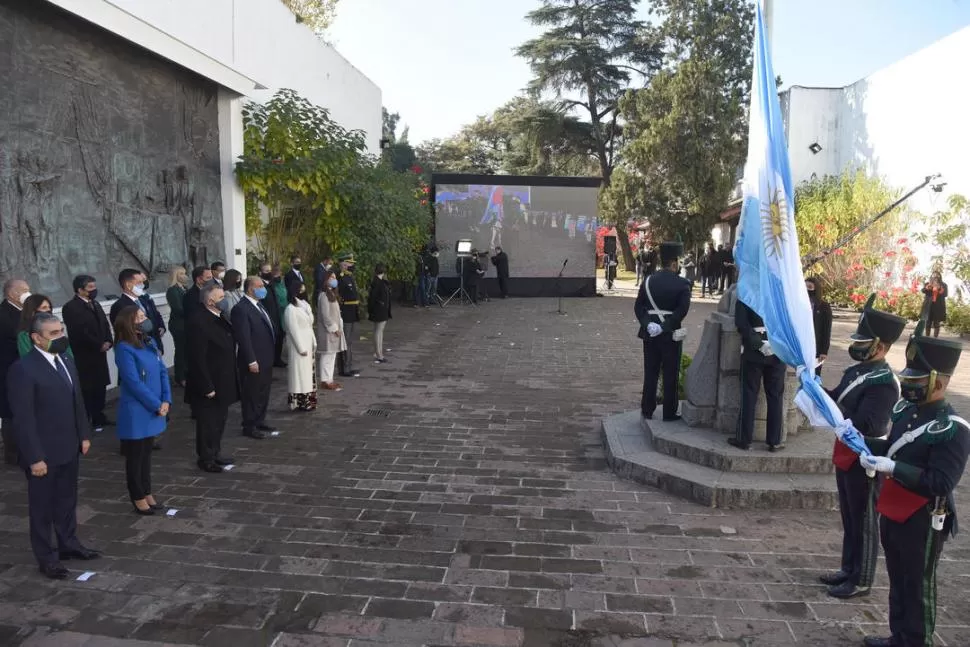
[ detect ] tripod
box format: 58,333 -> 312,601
426,276 -> 444,307
556,258 -> 568,315
444,256 -> 476,306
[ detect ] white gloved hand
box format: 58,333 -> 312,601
859,454 -> 896,474
647,323 -> 662,337
759,341 -> 774,357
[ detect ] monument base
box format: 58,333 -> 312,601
602,410 -> 837,509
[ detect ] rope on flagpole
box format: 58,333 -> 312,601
801,173 -> 943,271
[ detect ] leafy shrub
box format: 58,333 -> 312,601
947,300 -> 970,336
657,353 -> 693,402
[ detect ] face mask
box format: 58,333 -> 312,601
138,319 -> 155,335
18,291 -> 31,305
86,289 -> 99,301
807,290 -> 816,300
216,299 -> 230,313
377,273 -> 385,280
292,264 -> 302,271
216,272 -> 225,280
848,342 -> 874,362
328,278 -> 338,288
132,284 -> 145,297
347,265 -> 356,273
901,379 -> 930,404
432,253 -> 439,258
260,272 -> 272,281
47,336 -> 70,355
253,287 -> 268,300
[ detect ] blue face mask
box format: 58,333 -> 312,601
328,278 -> 338,288
253,287 -> 268,300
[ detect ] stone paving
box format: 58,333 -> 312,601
0,290 -> 968,647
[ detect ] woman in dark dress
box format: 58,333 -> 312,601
921,271 -> 948,337
806,277 -> 833,376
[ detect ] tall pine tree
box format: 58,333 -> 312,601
516,0 -> 661,267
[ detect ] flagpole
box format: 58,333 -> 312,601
763,0 -> 774,56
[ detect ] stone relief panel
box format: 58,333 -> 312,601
0,0 -> 224,302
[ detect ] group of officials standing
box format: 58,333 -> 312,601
635,242 -> 968,647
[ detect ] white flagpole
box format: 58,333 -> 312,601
763,0 -> 774,56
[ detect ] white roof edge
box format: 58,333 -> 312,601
45,0 -> 263,95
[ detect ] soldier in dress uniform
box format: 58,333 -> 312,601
634,241 -> 691,421
729,300 -> 785,451
819,295 -> 906,600
335,252 -> 361,378
860,323 -> 969,647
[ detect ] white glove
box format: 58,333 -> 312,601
859,454 -> 896,474
759,341 -> 774,357
647,323 -> 662,337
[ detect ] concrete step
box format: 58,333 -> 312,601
646,417 -> 835,474
602,410 -> 838,510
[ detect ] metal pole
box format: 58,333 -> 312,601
763,0 -> 774,56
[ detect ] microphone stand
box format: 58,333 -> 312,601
557,258 -> 568,315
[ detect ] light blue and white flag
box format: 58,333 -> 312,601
734,2 -> 870,457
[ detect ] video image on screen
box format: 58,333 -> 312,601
434,182 -> 598,278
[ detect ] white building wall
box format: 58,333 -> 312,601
774,25 -> 970,291
108,0 -> 383,155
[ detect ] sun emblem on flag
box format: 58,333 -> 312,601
760,187 -> 790,258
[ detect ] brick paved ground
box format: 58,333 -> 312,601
0,288 -> 968,647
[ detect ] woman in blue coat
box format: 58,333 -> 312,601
114,306 -> 171,515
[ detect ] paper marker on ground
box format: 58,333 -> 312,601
76,572 -> 95,582
271,431 -> 280,437
166,509 -> 178,517
223,464 -> 235,471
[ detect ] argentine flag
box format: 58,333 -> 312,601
734,2 -> 871,456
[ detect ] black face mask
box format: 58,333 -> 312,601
260,273 -> 273,282
807,290 -> 817,301
901,380 -> 930,403
86,289 -> 99,301
47,336 -> 70,355
848,342 -> 874,362
292,263 -> 302,271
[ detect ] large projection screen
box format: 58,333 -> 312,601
432,174 -> 601,298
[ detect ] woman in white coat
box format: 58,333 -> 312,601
316,270 -> 347,392
283,282 -> 317,411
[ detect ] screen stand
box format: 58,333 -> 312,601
556,259 -> 567,315
444,256 -> 476,307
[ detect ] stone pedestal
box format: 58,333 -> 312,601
683,287 -> 811,443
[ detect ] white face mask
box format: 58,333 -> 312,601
18,291 -> 31,305
217,272 -> 225,280
132,284 -> 146,297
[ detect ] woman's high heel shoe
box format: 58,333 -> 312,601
132,501 -> 155,516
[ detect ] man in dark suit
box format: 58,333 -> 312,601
730,300 -> 786,451
137,274 -> 166,354
490,247 -> 510,298
109,269 -> 148,327
183,266 -> 213,324
1,278 -> 30,465
9,312 -> 99,579
635,242 -> 691,421
61,275 -> 113,433
188,285 -> 240,472
313,255 -> 334,304
210,261 -> 226,286
231,276 -> 279,440
284,255 -> 305,295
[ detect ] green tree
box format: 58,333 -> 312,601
236,90 -> 427,288
279,0 -> 339,34
615,0 -> 753,250
915,194 -> 970,298
796,169 -> 910,306
516,0 -> 662,267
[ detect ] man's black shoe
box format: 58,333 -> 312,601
244,429 -> 267,440
39,563 -> 69,580
827,581 -> 869,599
768,443 -> 786,452
862,637 -> 893,647
214,456 -> 235,466
662,414 -> 683,422
818,570 -> 849,586
198,460 -> 223,473
727,438 -> 750,451
641,412 -> 653,420
59,546 -> 101,561
256,425 -> 278,434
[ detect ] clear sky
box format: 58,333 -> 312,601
328,0 -> 970,145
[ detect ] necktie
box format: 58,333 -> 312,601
257,302 -> 275,335
55,357 -> 72,388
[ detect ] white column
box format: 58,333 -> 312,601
218,88 -> 247,272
